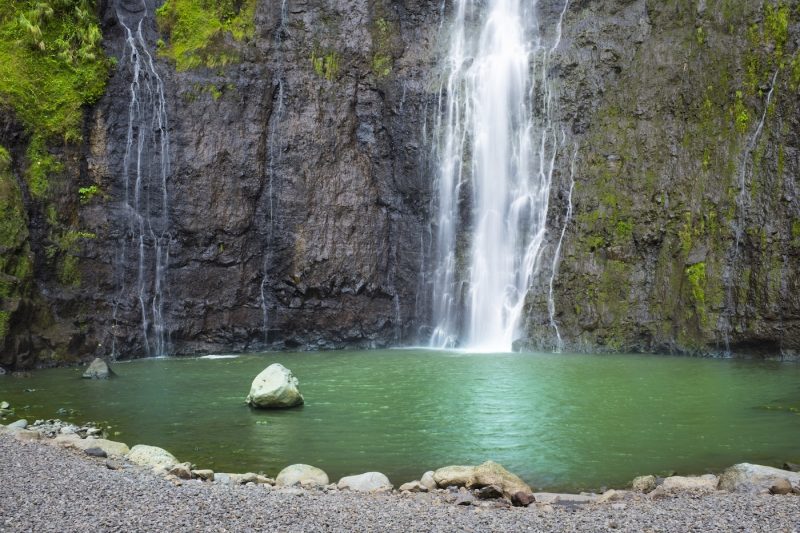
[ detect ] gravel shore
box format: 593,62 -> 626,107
0,434 -> 798,532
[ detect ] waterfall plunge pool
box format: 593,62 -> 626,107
1,350 -> 798,492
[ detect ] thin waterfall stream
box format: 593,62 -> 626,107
430,0 -> 568,352
259,0 -> 289,345
113,5 -> 172,357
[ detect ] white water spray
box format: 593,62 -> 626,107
430,0 -> 568,352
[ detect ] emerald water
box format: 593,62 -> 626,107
1,350 -> 798,491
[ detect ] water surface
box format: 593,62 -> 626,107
1,350 -> 798,491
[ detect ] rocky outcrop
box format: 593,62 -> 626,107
245,363 -> 303,408
433,461 -> 534,504
718,463 -> 800,494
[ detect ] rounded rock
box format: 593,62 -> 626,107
275,464 -> 329,487
245,363 -> 304,408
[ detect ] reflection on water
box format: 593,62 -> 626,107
1,350 -> 798,491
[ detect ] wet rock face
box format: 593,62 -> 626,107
2,0 -> 799,365
69,0 -> 442,360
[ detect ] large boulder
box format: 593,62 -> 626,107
661,474 -> 718,492
82,358 -> 114,379
718,463 -> 800,494
433,461 -> 534,504
275,464 -> 329,487
126,444 -> 178,469
337,472 -> 392,492
245,364 -> 304,408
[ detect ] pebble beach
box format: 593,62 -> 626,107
1,433 -> 798,532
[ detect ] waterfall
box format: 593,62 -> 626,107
259,0 -> 289,345
547,144 -> 576,352
114,7 -> 172,357
430,0 -> 567,352
720,69 -> 779,355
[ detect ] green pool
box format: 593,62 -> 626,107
1,350 -> 798,491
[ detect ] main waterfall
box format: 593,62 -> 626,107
429,0 -> 567,352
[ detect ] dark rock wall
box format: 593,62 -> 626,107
2,0 -> 798,367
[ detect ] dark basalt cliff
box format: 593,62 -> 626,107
1,0 -> 798,368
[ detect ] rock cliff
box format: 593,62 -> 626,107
0,0 -> 798,367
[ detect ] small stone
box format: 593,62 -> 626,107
453,492 -> 474,506
631,475 -> 657,493
0,401 -> 9,409
783,462 -> 800,473
84,447 -> 108,458
611,503 -> 627,510
191,469 -> 215,482
512,491 -> 535,507
13,429 -> 41,441
597,489 -> 628,503
648,486 -> 669,500
399,481 -> 428,493
476,485 -> 504,500
168,462 -> 193,480
105,460 -> 124,470
770,478 -> 792,495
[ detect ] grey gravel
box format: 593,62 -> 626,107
0,434 -> 798,532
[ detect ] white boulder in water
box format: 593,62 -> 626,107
245,363 -> 304,408
82,358 -> 114,379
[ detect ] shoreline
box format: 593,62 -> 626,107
0,430 -> 798,532
3,346 -> 799,375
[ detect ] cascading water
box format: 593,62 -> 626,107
113,5 -> 172,357
259,0 -> 289,344
430,0 -> 568,352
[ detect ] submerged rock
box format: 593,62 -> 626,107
433,461 -> 534,505
82,358 -> 114,380
337,472 -> 392,492
275,464 -> 329,487
126,444 -> 178,469
718,463 -> 800,494
245,364 -> 304,408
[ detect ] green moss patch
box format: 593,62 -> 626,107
156,0 -> 256,71
0,0 -> 108,142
